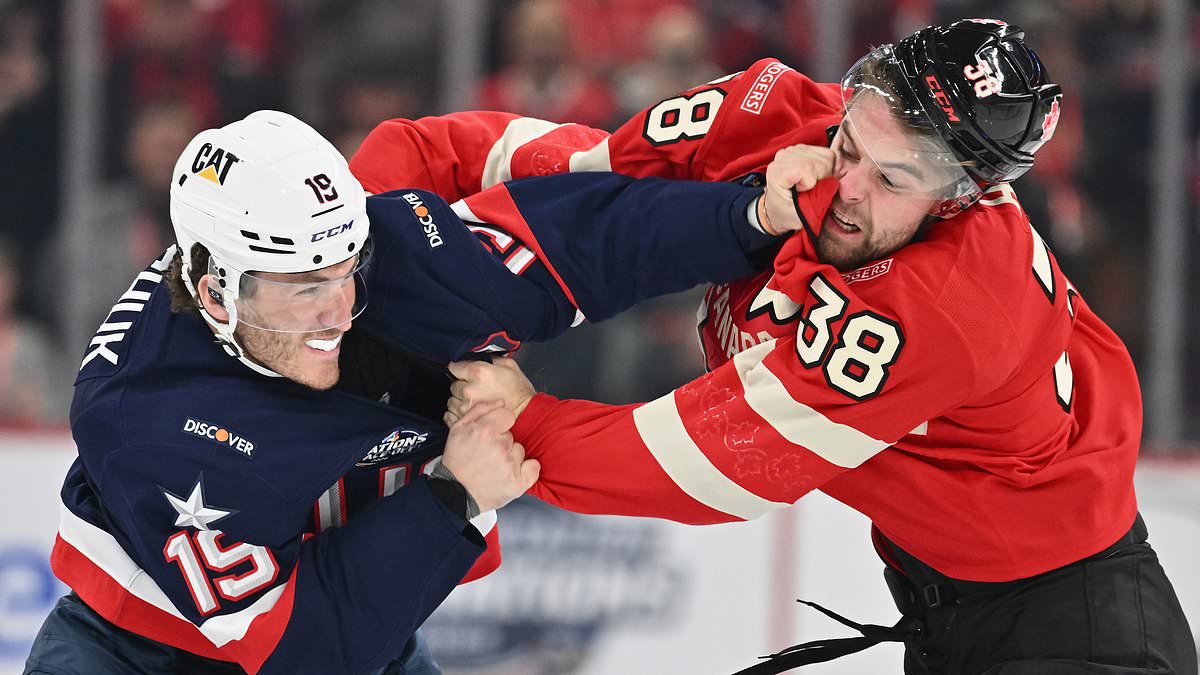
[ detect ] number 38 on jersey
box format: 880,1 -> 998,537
746,273 -> 905,402
792,273 -> 903,401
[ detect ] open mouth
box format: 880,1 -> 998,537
305,335 -> 343,353
831,209 -> 863,235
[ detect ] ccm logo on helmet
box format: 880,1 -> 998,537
191,143 -> 241,186
311,220 -> 354,242
182,418 -> 255,458
924,75 -> 961,122
401,192 -> 443,249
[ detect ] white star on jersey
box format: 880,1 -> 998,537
163,479 -> 231,531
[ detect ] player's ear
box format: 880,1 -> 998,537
197,275 -> 230,323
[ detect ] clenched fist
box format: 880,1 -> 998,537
757,144 -> 837,235
445,358 -> 535,425
440,400 -> 539,513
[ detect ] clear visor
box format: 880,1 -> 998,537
213,244 -> 371,334
839,44 -> 981,208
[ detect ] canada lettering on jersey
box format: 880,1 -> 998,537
707,284 -> 775,359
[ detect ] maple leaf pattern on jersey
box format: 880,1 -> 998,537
768,454 -> 812,491
675,373 -> 811,490
531,148 -> 568,176
678,379 -> 736,408
724,420 -> 759,450
733,449 -> 766,478
678,379 -> 738,440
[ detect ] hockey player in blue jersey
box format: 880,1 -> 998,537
25,110 -> 798,674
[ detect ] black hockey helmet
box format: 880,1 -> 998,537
886,19 -> 1062,185
838,19 -> 1062,215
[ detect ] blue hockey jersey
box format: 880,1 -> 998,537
52,172 -> 773,673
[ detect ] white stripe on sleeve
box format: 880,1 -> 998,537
481,118 -> 563,189
567,137 -> 613,173
450,199 -> 482,224
733,340 -> 889,468
632,393 -> 790,521
504,248 -> 536,275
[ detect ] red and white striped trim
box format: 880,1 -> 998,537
481,118 -> 564,189
632,393 -> 790,521
503,248 -> 537,276
466,223 -> 516,250
55,503 -> 291,654
630,339 -> 898,519
479,118 -> 613,191
313,477 -> 346,533
450,199 -> 482,225
733,341 -> 889,468
566,137 -> 612,173
456,206 -> 543,277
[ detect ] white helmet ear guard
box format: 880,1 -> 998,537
169,110 -> 371,374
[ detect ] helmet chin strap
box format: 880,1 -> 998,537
182,252 -> 283,379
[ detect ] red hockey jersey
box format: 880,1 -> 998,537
353,59 -> 1142,582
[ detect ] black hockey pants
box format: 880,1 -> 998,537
881,513 -> 1197,675
734,514 -> 1196,675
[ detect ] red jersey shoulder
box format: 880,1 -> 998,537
846,186 -> 1046,311
699,59 -> 844,182
855,185 -> 1074,390
619,59 -> 844,183
931,184 -> 1067,320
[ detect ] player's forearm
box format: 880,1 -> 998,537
260,477 -> 483,673
350,111 -> 523,197
350,111 -> 613,200
512,393 -> 740,525
507,173 -> 778,327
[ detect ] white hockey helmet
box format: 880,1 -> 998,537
169,111 -> 371,371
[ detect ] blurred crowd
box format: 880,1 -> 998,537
0,0 -> 1196,439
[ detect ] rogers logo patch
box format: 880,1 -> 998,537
841,259 -> 892,285
740,62 -> 792,115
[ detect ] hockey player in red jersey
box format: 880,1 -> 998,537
438,20 -> 1197,675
